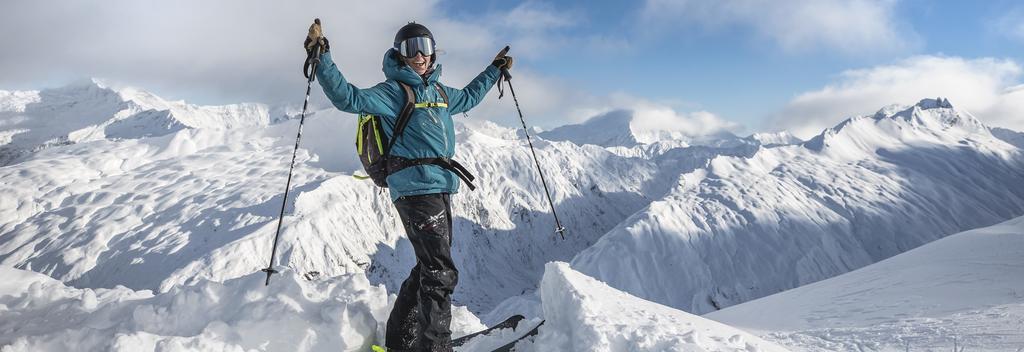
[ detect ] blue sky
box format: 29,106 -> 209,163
1,0 -> 1023,138
437,0 -> 1024,133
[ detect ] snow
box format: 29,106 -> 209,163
2,80 -> 1023,351
993,126 -> 1024,149
517,262 -> 789,352
707,215 -> 1024,351
570,99 -> 1024,315
0,82 -> 665,313
0,265 -> 403,352
0,261 -> 789,352
0,79 -> 267,166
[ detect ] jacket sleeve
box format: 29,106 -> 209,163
315,53 -> 401,117
443,65 -> 501,115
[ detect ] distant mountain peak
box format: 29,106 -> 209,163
539,109 -> 640,147
915,97 -> 953,110
805,98 -> 991,153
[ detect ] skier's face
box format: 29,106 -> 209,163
403,53 -> 431,75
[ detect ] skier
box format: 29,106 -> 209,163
304,21 -> 512,352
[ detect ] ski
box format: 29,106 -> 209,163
491,320 -> 544,352
452,314 -> 525,347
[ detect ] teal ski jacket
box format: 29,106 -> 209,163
316,49 -> 501,201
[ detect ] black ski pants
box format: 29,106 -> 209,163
385,193 -> 457,352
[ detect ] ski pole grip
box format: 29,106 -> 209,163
498,45 -> 512,81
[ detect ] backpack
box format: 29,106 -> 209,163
355,81 -> 477,190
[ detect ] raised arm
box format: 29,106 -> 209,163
316,53 -> 401,117
444,65 -> 501,115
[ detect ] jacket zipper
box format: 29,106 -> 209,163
422,85 -> 448,154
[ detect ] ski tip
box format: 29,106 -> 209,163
370,345 -> 386,352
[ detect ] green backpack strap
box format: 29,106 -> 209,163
383,82 -> 416,158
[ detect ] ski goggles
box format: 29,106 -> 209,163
396,36 -> 435,58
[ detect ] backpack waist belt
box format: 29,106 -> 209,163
387,156 -> 476,191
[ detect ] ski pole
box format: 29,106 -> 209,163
262,20 -> 325,286
498,49 -> 567,240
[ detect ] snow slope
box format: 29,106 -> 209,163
0,262 -> 789,352
570,98 -> 1024,314
519,262 -> 789,352
707,215 -> 1024,351
993,126 -> 1024,149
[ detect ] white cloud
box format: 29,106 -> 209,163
0,0 -> 642,132
0,0 -> 440,105
771,56 -> 1024,138
639,0 -> 912,54
630,107 -> 740,143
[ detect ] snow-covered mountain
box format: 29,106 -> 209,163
570,98 -> 1024,314
707,215 -> 1024,351
1,81 -> 1023,351
0,82 -> 666,313
0,79 -> 268,166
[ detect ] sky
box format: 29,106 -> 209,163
1,0 -> 1023,139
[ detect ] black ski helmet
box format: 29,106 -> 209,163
394,22 -> 434,48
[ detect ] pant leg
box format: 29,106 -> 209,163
385,265 -> 421,351
393,193 -> 457,352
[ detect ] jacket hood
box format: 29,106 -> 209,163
382,48 -> 442,86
